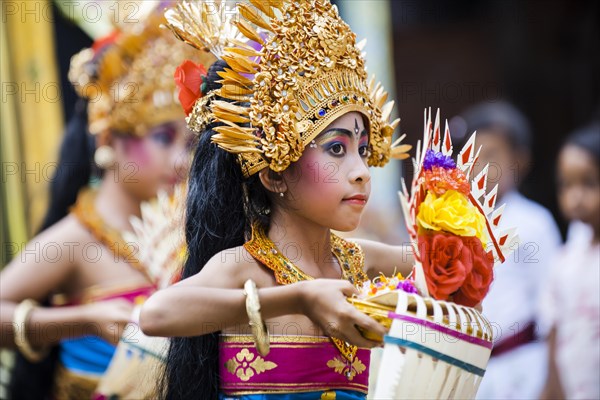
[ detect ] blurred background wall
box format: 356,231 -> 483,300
340,0 -> 599,240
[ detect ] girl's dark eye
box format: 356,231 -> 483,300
359,144 -> 369,157
328,143 -> 346,156
150,128 -> 176,146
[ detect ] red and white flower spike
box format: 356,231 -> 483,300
442,119 -> 453,156
471,164 -> 489,200
399,108 -> 519,294
432,108 -> 441,152
456,131 -> 478,173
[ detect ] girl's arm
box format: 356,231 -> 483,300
140,252 -> 386,348
355,239 -> 414,279
1,218 -> 133,348
539,326 -> 565,399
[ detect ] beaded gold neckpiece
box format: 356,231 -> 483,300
71,189 -> 152,283
244,224 -> 368,364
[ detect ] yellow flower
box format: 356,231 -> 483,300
417,190 -> 489,244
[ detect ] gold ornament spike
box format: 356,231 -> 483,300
165,0 -> 246,58
212,110 -> 251,124
217,68 -> 254,88
222,54 -> 259,75
249,0 -> 276,18
228,38 -> 259,52
221,83 -> 253,96
368,76 -> 376,93
218,90 -> 252,102
377,90 -> 388,109
381,101 -> 395,123
233,19 -> 265,46
239,3 -> 273,32
211,100 -> 251,116
372,85 -> 385,108
164,2 -> 207,51
212,136 -> 261,153
224,46 -> 262,58
216,89 -> 251,102
356,38 -> 367,52
391,145 -> 412,160
390,118 -> 401,131
213,125 -> 257,140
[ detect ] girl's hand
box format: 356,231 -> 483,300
82,299 -> 134,345
297,280 -> 386,348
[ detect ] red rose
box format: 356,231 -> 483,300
418,232 -> 473,300
174,60 -> 207,115
453,236 -> 494,307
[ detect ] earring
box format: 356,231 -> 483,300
279,192 -> 284,198
94,145 -> 115,169
309,140 -> 317,148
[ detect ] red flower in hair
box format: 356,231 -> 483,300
174,60 -> 207,115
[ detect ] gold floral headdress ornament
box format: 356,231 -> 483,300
68,5 -> 214,137
165,0 -> 411,177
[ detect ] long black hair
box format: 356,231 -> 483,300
161,60 -> 272,399
8,98 -> 96,399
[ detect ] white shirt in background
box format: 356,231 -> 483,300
477,190 -> 562,400
539,224 -> 599,400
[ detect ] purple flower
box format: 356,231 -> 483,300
396,280 -> 418,294
423,149 -> 456,170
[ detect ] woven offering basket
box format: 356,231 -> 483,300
350,290 -> 493,399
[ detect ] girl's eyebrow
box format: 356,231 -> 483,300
319,127 -> 368,140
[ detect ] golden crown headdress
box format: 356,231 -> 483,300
68,6 -> 214,136
165,0 -> 410,177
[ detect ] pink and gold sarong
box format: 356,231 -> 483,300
219,335 -> 370,396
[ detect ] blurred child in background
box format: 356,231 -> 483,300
457,101 -> 562,400
539,123 -> 600,400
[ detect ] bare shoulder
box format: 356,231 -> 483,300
41,213 -> 95,243
11,214 -> 94,262
0,214 -> 94,301
179,245 -> 276,289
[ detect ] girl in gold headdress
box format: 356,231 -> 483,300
140,1 -> 412,399
0,8 -> 204,399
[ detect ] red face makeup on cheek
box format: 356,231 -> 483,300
123,137 -> 151,167
293,148 -> 342,201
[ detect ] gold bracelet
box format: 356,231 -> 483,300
13,299 -> 49,362
243,279 -> 270,356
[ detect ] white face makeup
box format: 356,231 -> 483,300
281,112 -> 371,232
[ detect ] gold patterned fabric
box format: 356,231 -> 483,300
219,335 -> 371,396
